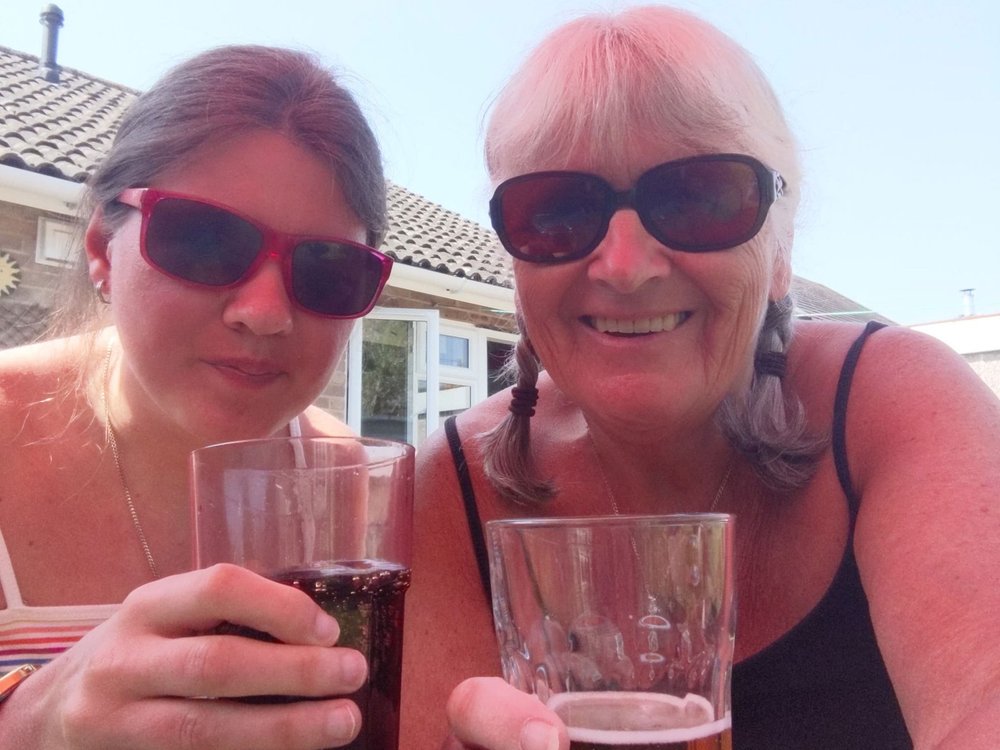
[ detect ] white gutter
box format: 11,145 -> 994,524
0,165 -> 83,215
387,261 -> 515,313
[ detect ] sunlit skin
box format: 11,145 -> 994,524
0,128 -> 374,749
86,129 -> 366,450
513,145 -> 789,447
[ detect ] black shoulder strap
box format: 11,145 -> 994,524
443,415 -> 492,602
832,320 -> 888,516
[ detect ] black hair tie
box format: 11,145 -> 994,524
755,351 -> 787,379
508,386 -> 539,417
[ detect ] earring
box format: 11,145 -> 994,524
95,279 -> 110,304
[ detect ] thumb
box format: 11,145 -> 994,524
446,677 -> 568,750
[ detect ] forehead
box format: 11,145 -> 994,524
492,94 -> 747,186
153,129 -> 365,241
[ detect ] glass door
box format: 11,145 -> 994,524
347,308 -> 439,447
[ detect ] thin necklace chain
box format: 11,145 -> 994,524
587,421 -> 736,514
102,342 -> 159,580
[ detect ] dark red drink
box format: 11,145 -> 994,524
273,560 -> 410,750
216,560 -> 409,748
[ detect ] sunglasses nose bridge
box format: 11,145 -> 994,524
609,186 -> 638,217
239,227 -> 298,303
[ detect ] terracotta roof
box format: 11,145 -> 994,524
384,183 -> 510,286
792,277 -> 893,324
1,44 -> 889,320
0,45 -> 137,181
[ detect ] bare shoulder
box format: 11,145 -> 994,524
815,323 -> 999,443
812,328 -> 1000,743
417,386 -> 515,480
0,337 -> 84,440
298,405 -> 354,437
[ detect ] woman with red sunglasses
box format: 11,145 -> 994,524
407,6 -> 1000,749
0,46 -> 392,748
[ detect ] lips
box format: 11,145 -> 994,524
586,311 -> 690,334
208,358 -> 285,380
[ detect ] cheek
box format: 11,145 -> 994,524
513,272 -> 572,358
294,320 -> 354,381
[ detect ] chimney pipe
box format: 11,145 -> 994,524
39,4 -> 64,83
960,288 -> 976,317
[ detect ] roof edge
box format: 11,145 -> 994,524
0,164 -> 83,215
388,262 -> 514,313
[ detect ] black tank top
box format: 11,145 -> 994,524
444,320 -> 912,748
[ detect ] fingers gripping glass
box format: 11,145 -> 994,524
489,153 -> 785,263
116,188 -> 393,318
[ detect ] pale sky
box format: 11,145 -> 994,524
3,0 -> 997,325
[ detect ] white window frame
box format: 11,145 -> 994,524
346,308 -> 440,437
35,216 -> 78,267
346,309 -> 517,441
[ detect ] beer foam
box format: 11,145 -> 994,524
548,691 -> 731,745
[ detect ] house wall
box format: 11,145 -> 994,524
964,352 -> 1000,399
0,201 -> 83,345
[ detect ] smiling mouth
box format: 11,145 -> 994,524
585,312 -> 691,335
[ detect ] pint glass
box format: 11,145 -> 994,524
488,514 -> 735,750
192,436 -> 414,750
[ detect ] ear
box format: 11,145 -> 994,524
84,208 -> 112,289
768,226 -> 793,302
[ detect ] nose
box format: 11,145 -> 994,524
221,257 -> 295,335
586,209 -> 673,293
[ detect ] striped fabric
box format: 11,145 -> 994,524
0,529 -> 118,669
0,611 -> 116,670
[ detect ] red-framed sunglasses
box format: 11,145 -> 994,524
489,153 -> 785,263
116,188 -> 393,319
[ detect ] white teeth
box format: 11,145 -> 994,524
592,313 -> 684,334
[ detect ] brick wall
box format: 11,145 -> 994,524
0,202 -> 81,344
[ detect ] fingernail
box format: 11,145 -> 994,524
327,703 -> 360,743
521,719 -> 560,750
314,610 -> 340,644
340,649 -> 368,689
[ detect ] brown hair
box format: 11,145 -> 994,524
47,44 -> 386,345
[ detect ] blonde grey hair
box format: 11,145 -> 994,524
481,6 -> 823,503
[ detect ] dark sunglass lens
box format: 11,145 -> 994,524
495,174 -> 608,261
145,198 -> 262,285
291,242 -> 385,316
640,159 -> 762,251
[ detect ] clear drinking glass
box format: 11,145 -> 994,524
487,514 -> 735,750
191,436 -> 414,750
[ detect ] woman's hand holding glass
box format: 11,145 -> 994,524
444,677 -> 568,750
5,566 -> 366,750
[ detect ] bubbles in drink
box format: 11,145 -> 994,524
218,560 -> 410,750
275,560 -> 411,750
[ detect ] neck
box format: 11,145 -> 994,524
583,411 -> 736,514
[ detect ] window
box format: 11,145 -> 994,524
347,309 -> 438,446
35,217 -> 78,266
345,311 -> 517,448
440,334 -> 470,368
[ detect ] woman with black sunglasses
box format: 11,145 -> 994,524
405,6 -> 1000,749
0,46 -> 392,748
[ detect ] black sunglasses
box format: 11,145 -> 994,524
489,153 -> 785,263
116,188 -> 392,319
